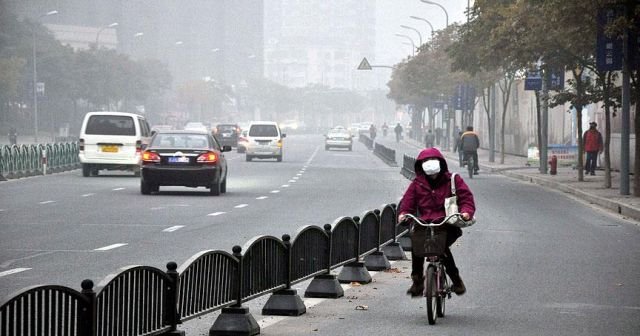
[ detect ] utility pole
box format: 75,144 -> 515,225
540,70 -> 549,174
620,2 -> 631,195
489,84 -> 495,163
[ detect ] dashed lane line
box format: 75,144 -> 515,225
112,188 -> 125,191
163,226 -> 184,232
234,204 -> 249,209
270,190 -> 280,193
256,196 -> 268,200
0,268 -> 31,278
281,185 -> 290,188
39,200 -> 55,205
94,243 -> 127,251
207,212 -> 226,216
81,193 -> 95,197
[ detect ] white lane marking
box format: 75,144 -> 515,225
0,209 -> 5,212
256,196 -> 268,200
293,176 -> 300,180
151,206 -> 166,210
297,173 -> 303,176
207,212 -> 226,216
39,200 -> 55,205
281,185 -> 290,188
288,180 -> 296,183
163,226 -> 184,232
112,188 -> 125,191
235,204 -> 249,209
270,190 -> 280,193
0,268 -> 31,278
94,243 -> 127,251
81,193 -> 95,197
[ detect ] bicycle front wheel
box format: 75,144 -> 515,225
425,265 -> 438,325
467,157 -> 474,179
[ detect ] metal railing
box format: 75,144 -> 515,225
0,142 -> 80,179
401,154 -> 416,180
373,142 -> 397,166
0,203 -> 408,336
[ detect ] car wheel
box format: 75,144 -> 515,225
141,180 -> 151,195
90,168 -> 99,176
210,181 -> 221,196
133,167 -> 141,177
246,155 -> 252,162
152,184 -> 159,193
221,176 -> 227,193
277,155 -> 283,162
82,164 -> 91,177
348,145 -> 352,151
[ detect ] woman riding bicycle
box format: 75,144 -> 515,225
398,147 -> 476,297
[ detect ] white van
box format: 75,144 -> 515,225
78,112 -> 152,176
245,121 -> 286,162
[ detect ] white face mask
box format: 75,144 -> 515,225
422,160 -> 441,175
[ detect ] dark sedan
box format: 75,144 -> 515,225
140,130 -> 230,195
214,123 -> 241,147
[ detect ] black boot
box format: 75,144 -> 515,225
449,273 -> 466,296
406,274 -> 424,297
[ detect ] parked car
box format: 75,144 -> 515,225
78,111 -> 152,177
245,121 -> 286,162
237,130 -> 249,153
140,130 -> 230,195
325,128 -> 354,151
214,123 -> 241,147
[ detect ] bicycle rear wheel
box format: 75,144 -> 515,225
436,266 -> 448,317
425,265 -> 438,325
467,156 -> 474,179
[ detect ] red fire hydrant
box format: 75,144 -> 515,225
549,155 -> 557,175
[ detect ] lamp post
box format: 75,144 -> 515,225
95,22 -> 118,47
409,16 -> 434,37
400,24 -> 423,47
32,10 -> 58,143
395,33 -> 416,56
420,0 -> 449,27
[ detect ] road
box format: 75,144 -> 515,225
1,133 -> 639,336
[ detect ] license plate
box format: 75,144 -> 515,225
222,134 -> 230,137
101,145 -> 118,153
168,156 -> 189,163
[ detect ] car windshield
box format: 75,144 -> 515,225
218,125 -> 237,131
328,131 -> 349,137
249,125 -> 278,137
151,133 -> 210,148
85,115 -> 136,136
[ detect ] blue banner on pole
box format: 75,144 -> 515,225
524,70 -> 542,91
596,5 -> 624,72
548,69 -> 565,91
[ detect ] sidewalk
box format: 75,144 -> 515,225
400,137 -> 640,223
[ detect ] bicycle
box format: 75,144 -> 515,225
463,152 -> 475,179
401,213 -> 470,325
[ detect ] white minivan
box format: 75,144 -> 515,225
245,121 -> 286,162
78,112 -> 152,177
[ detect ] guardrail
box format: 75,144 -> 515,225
400,154 -> 416,180
373,143 -> 397,166
0,142 -> 80,180
0,203 -> 408,336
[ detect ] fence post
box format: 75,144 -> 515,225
364,209 -> 391,271
337,216 -> 372,284
305,224 -> 344,298
382,203 -> 407,260
262,234 -> 306,316
210,246 -> 260,336
80,279 -> 96,336
163,261 -> 185,335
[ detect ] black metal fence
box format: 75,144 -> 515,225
401,154 -> 416,180
0,203 -> 408,336
373,143 -> 397,166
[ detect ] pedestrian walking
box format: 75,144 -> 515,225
424,129 -> 435,148
583,121 -> 603,176
369,124 -> 377,140
394,123 -> 403,143
8,127 -> 18,145
453,131 -> 464,167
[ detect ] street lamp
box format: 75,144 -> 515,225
400,24 -> 423,47
409,15 -> 434,36
32,10 -> 58,143
420,0 -> 449,27
395,33 -> 416,56
95,22 -> 118,47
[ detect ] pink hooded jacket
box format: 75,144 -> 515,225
398,147 -> 476,222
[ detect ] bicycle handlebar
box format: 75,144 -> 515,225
400,213 -> 464,227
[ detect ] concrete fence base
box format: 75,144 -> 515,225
304,274 -> 344,298
209,306 -> 260,336
262,289 -> 306,316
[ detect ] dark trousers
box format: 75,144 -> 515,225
411,226 -> 462,279
585,151 -> 598,174
463,151 -> 479,171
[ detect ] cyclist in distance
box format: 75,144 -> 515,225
398,147 -> 476,297
460,126 -> 480,175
